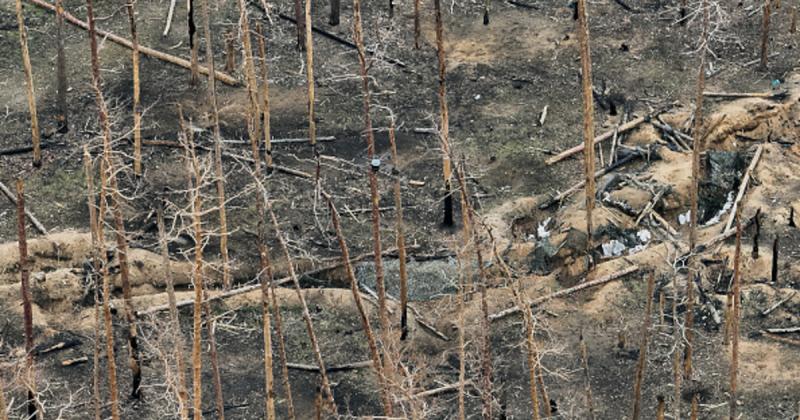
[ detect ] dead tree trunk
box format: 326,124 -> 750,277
414,0 -> 421,49
387,118 -> 410,341
434,0 -> 455,228
156,207 -> 191,420
0,379 -> 7,420
16,180 -> 38,419
306,0 -> 320,180
224,30 -> 236,74
256,23 -> 273,171
55,0 -> 68,133
126,0 -> 142,176
324,192 -> 393,415
760,0 -> 771,69
729,210 -> 742,420
684,273 -> 697,379
752,210 -> 761,259
690,393 -> 699,420
791,5 -> 797,33
294,0 -> 306,50
85,1 -> 126,414
656,395 -> 666,420
330,0 -> 340,25
771,236 -> 779,283
483,0 -> 490,25
15,0 -> 41,167
672,274 -> 682,420
689,0 -> 709,249
189,0 -> 199,84
237,0 -> 262,159
576,0 -> 596,245
83,146 -> 102,420
352,1 -> 394,412
631,271 -> 655,420
579,332 -> 596,420
203,302 -> 226,420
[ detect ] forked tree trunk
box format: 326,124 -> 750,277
256,23 -> 273,170
83,146 -> 102,420
324,192 -> 393,415
387,119 -> 410,340
631,271 -> 655,420
433,0 -> 455,227
576,0 -> 596,246
15,0 -> 41,167
156,206 -> 191,420
689,0 -> 709,249
729,210 -> 742,420
85,2 -> 123,415
126,0 -> 142,176
16,180 -> 38,419
55,0 -> 68,133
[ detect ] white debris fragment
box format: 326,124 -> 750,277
636,229 -> 651,243
678,210 -> 691,225
602,240 -> 627,258
703,191 -> 735,227
537,217 -> 552,239
474,94 -> 481,100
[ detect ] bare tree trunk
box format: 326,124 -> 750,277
656,395 -> 666,420
330,0 -> 340,25
264,194 -> 337,411
15,0 -> 41,167
689,0 -> 709,249
0,378 -> 7,420
83,146 -> 103,420
324,192 -> 393,415
85,2 -> 122,416
16,180 -> 38,419
269,277 -> 296,419
156,206 -> 191,420
433,0 -> 455,228
294,0 -> 306,50
387,118 -> 410,341
760,0 -> 771,69
237,0 -> 262,159
255,23 -> 273,171
690,393 -> 699,420
672,274 -> 682,420
729,210 -> 742,420
576,0 -> 596,246
55,0 -> 68,133
455,256 -> 467,420
126,0 -> 142,176
631,271 -> 655,420
203,302 -> 226,420
483,0 -> 490,25
536,361 -> 550,418
579,332 -> 596,420
224,30 -> 236,74
684,273 -> 696,379
189,0 -> 199,84
414,0 -> 421,49
306,0 -> 321,182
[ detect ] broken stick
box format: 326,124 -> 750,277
703,91 -> 788,100
26,0 -> 238,86
0,180 -> 47,234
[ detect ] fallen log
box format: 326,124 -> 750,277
405,380 -> 473,400
545,106 -> 671,165
703,91 -> 789,100
723,144 -> 764,232
760,331 -> 800,347
286,360 -> 372,372
761,291 -> 796,316
0,141 -> 64,157
489,265 -> 640,321
764,326 -> 800,334
0,180 -> 47,235
26,0 -> 239,86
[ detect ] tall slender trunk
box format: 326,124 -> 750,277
238,0 -> 262,163
352,2 -> 395,407
0,378 -> 7,420
256,23 -> 273,171
433,0 -> 455,227
672,274 -> 682,420
269,276 -> 295,419
576,0 -> 596,246
631,271 -> 655,420
204,302 -> 226,420
16,180 -> 38,419
126,0 -> 142,176
306,0 -> 321,181
414,0 -> 421,49
55,0 -> 68,133
387,119 -> 410,341
656,396 -> 666,420
83,146 -> 103,420
689,0 -> 709,249
455,254 -> 467,420
330,0 -> 340,26
86,2 -> 123,415
264,194 -> 337,411
684,273 -> 696,378
760,0 -> 771,69
294,0 -> 305,50
729,210 -> 742,420
15,0 -> 41,167
690,393 -> 699,420
189,0 -> 199,84
579,332 -> 596,420
324,192 -> 393,415
156,206 -> 191,420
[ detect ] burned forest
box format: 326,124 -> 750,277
3,0 -> 800,418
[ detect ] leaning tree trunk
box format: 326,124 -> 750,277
126,0 -> 142,176
55,0 -> 68,132
433,0 -> 455,228
16,180 -> 38,419
576,0 -> 596,247
15,0 -> 41,167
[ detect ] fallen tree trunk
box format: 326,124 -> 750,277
489,265 -> 640,321
723,144 -> 764,232
0,180 -> 47,235
26,0 -> 238,86
286,360 -> 372,372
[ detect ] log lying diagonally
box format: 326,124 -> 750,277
26,0 -> 239,86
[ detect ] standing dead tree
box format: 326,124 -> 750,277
729,209 -> 743,420
672,273 -> 683,420
294,0 -> 305,50
237,0 -> 262,166
576,0 -> 596,245
0,377 -> 7,420
55,0 -> 68,133
306,0 -> 321,181
256,23 -> 273,170
330,0 -> 340,25
631,271 -> 656,420
579,331 -> 596,420
760,0 -> 771,69
324,191 -> 393,415
689,0 -> 709,250
386,116 -> 410,341
156,207 -> 191,420
15,0 -> 41,167
126,0 -> 142,176
16,180 -> 38,419
434,0 -> 455,228
83,146 -> 103,420
353,0 -> 395,399
189,0 -> 199,84
414,0 -> 421,49
85,0 -> 139,406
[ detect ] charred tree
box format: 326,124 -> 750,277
689,0 -> 709,249
729,210 -> 743,420
83,146 -> 102,420
579,332 -> 596,420
752,209 -> 761,258
16,180 -> 38,419
483,0 -> 490,25
434,0 -> 455,228
330,0 -> 340,25
55,0 -> 68,133
414,0 -> 421,49
684,273 -> 697,379
672,273 -> 682,420
189,0 -> 199,84
576,0 -> 596,245
126,0 -> 142,176
631,271 -> 655,420
771,236 -> 779,283
388,118 -> 410,341
256,23 -> 273,170
15,0 -> 41,167
306,0 -> 320,180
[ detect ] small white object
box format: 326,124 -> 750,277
703,191 -> 735,227
678,210 -> 691,225
602,240 -> 627,258
474,94 -> 481,100
636,229 -> 651,243
371,158 -> 381,168
537,217 -> 552,239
